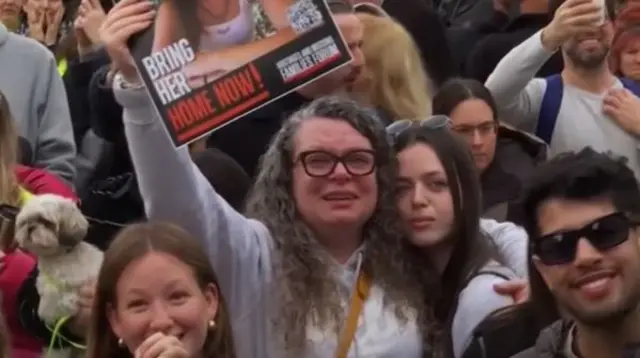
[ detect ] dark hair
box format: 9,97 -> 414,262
432,78 -> 498,122
192,148 -> 250,211
392,125 -> 497,355
520,147 -> 640,324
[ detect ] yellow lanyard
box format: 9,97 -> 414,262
335,273 -> 371,358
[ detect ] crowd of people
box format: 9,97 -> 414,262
0,0 -> 640,356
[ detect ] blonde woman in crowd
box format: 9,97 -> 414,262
352,10 -> 433,120
85,222 -> 236,358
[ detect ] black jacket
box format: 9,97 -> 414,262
63,49 -> 111,145
481,126 -> 547,225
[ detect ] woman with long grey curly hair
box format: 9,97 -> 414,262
112,57 -> 434,358
244,97 -> 434,354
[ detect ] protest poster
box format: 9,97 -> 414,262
129,0 -> 353,148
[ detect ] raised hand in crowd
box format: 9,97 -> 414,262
135,332 -> 189,358
99,0 -> 155,84
43,0 -> 64,46
75,0 -> 107,55
603,88 -> 640,135
541,0 -> 604,51
23,0 -> 46,43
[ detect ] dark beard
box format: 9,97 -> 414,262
566,46 -> 610,70
569,299 -> 638,327
565,283 -> 640,328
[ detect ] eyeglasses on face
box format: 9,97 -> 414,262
386,115 -> 452,143
296,149 -> 377,178
451,121 -> 498,139
531,212 -> 636,266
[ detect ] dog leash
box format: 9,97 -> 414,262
46,315 -> 87,356
0,203 -> 124,228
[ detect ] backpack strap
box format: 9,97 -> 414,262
461,264 -> 515,294
621,77 -> 640,96
536,74 -> 563,144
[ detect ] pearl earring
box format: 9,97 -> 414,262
117,338 -> 124,347
208,320 -> 216,329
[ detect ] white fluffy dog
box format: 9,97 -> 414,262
15,194 -> 103,358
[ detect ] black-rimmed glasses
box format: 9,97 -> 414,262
386,115 -> 452,142
296,150 -> 377,178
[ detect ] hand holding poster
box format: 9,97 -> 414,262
129,0 -> 353,147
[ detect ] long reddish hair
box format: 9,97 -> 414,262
610,3 -> 640,74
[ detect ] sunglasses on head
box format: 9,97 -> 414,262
531,212 -> 637,265
385,115 -> 451,142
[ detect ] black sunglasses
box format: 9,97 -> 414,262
386,115 -> 452,142
531,212 -> 637,265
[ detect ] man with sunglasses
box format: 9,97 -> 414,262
514,147 -> 640,358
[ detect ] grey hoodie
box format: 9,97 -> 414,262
112,75 -> 528,358
511,319 -> 572,358
513,319 -> 640,358
0,24 -> 76,184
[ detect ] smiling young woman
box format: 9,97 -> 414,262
85,222 -> 236,358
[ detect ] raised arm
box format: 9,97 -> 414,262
486,0 -> 603,131
484,30 -> 550,132
112,77 -> 273,311
101,0 -> 275,320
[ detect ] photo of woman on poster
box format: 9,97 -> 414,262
152,0 -> 317,85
